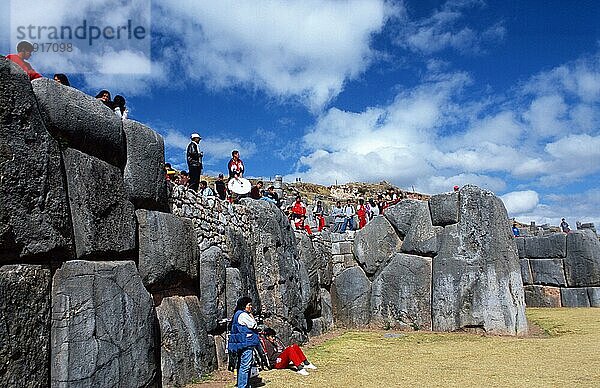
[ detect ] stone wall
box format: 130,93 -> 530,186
517,230 -> 600,307
1,56 -> 539,387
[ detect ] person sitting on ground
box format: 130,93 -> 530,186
7,40 -> 42,81
560,218 -> 570,233
312,200 -> 326,232
199,180 -> 215,197
340,199 -> 355,233
113,95 -> 129,120
260,191 -> 277,205
53,73 -> 70,86
290,196 -> 313,235
215,173 -> 228,200
260,327 -> 316,376
330,201 -> 345,233
265,185 -> 280,207
250,180 -> 264,200
228,297 -> 260,388
228,150 -> 244,179
95,90 -> 114,109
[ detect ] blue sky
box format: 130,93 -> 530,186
3,0 -> 600,227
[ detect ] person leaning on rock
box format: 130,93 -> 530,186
6,40 -> 42,81
186,133 -> 203,191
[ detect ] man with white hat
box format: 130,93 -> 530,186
187,133 -> 203,191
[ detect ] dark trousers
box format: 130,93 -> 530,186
188,164 -> 201,191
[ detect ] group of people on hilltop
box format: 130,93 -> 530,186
512,217 -> 571,237
6,40 -> 130,121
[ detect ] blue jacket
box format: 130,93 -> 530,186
228,310 -> 260,353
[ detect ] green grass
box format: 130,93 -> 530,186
255,308 -> 600,388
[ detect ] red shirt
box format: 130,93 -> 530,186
291,202 -> 306,217
6,54 -> 42,80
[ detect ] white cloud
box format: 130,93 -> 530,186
500,190 -> 539,215
154,0 -> 390,110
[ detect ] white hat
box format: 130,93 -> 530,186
190,133 -> 201,139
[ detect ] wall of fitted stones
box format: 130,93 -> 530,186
517,228 -> 600,307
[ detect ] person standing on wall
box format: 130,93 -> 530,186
187,133 -> 203,192
228,150 -> 245,179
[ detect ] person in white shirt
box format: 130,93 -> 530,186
199,180 -> 215,197
340,200 -> 355,233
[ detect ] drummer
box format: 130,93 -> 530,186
228,150 -> 245,179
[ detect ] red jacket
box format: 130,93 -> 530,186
6,54 -> 42,80
291,202 -> 306,217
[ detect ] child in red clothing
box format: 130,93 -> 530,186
260,328 -> 316,375
357,198 -> 367,229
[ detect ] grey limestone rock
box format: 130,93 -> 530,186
156,295 -> 217,387
429,192 -> 459,226
515,237 -> 525,258
0,265 -> 51,388
523,233 -> 567,259
561,288 -> 590,307
520,259 -> 533,285
432,185 -> 527,335
198,246 -> 227,332
587,287 -> 600,307
353,216 -> 402,277
564,229 -> 600,287
331,266 -> 371,327
296,233 -> 322,319
320,288 -> 334,331
51,260 -> 157,388
136,209 -> 199,292
0,57 -> 72,262
371,253 -> 432,330
384,200 -> 437,256
63,148 -> 136,259
524,285 -> 561,307
31,77 -> 126,168
225,267 -> 242,317
123,120 -> 168,211
529,259 -> 567,286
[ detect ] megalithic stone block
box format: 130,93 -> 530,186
31,78 -> 126,168
0,57 -> 72,262
529,258 -> 567,286
136,209 -> 199,292
524,285 -> 561,307
123,120 -> 168,211
564,229 -> 600,287
51,260 -> 158,387
331,266 -> 371,327
354,216 -> 402,277
429,192 -> 459,226
523,233 -> 567,259
371,253 -> 432,330
63,148 -> 136,259
198,246 -> 227,332
561,288 -> 591,307
384,200 -> 438,256
432,185 -> 528,335
155,295 -> 217,387
0,265 -> 51,388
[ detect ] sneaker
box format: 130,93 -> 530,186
304,363 -> 317,370
296,368 -> 309,376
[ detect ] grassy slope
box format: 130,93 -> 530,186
256,308 -> 600,388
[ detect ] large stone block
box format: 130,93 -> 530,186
588,287 -> 600,307
331,266 -> 371,327
432,186 -> 527,335
0,57 -> 72,262
524,285 -> 561,307
564,229 -> 600,287
63,148 -> 136,259
123,120 -> 168,211
320,288 -> 334,330
529,259 -> 567,286
371,254 -> 432,330
520,259 -> 533,285
199,246 -> 227,332
136,209 -> 198,292
51,261 -> 157,387
561,288 -> 590,307
523,233 -> 567,259
31,77 -> 126,168
156,295 -> 217,387
296,233 -> 322,319
429,192 -> 459,226
384,200 -> 437,256
0,265 -> 51,388
516,237 -> 525,258
354,216 -> 402,277
225,267 -> 242,317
